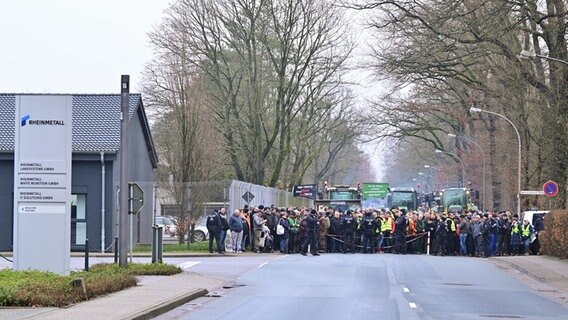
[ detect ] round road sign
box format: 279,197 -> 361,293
543,180 -> 558,197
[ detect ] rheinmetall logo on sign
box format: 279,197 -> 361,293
20,114 -> 64,127
21,115 -> 30,126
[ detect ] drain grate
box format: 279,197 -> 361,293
537,289 -> 557,293
205,292 -> 223,298
442,282 -> 473,286
223,282 -> 247,289
480,315 -> 523,319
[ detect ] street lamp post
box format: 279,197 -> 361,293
448,133 -> 487,212
424,164 -> 441,190
470,107 -> 522,218
418,171 -> 432,193
434,150 -> 466,187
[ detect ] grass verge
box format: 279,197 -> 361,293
0,263 -> 181,307
134,241 -> 210,253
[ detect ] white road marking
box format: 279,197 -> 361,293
275,255 -> 288,260
409,302 -> 417,309
258,262 -> 268,269
178,261 -> 201,270
403,287 -> 410,293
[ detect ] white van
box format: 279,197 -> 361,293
521,210 -> 548,226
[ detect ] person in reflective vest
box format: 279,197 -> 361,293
381,211 -> 394,253
510,217 -> 522,255
446,213 -> 457,255
521,219 -> 534,256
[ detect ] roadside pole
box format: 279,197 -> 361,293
119,75 -> 130,267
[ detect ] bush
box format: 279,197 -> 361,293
89,262 -> 182,276
539,210 -> 568,259
0,263 -> 181,307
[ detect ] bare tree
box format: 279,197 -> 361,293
142,37 -> 226,243
157,0 -> 354,187
350,0 -> 568,209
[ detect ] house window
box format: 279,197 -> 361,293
71,194 -> 87,245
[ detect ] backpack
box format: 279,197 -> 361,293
206,214 -> 217,229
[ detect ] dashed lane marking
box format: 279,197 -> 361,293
403,287 -> 410,293
258,262 -> 268,269
409,302 -> 417,309
178,261 -> 201,270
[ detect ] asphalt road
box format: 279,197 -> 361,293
156,254 -> 568,320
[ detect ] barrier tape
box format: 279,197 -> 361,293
323,232 -> 429,250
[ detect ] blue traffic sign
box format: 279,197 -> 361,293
543,181 -> 558,197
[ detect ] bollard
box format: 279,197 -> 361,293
84,239 -> 89,271
152,226 -> 157,263
152,226 -> 163,263
114,236 -> 119,264
157,226 -> 163,263
426,232 -> 430,255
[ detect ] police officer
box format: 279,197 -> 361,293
394,209 -> 408,254
521,219 -> 534,255
301,209 -> 320,256
435,214 -> 448,256
206,209 -> 223,254
360,210 -> 378,253
341,210 -> 357,253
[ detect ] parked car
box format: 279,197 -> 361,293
154,216 -> 177,237
192,216 -> 209,242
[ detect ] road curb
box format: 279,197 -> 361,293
128,288 -> 208,320
490,258 -> 546,282
2,252 -> 254,259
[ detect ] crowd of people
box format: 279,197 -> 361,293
204,205 -> 545,258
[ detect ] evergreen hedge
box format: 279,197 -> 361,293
539,210 -> 568,259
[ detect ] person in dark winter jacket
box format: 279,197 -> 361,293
329,211 -> 343,253
394,209 -> 408,254
241,210 -> 251,252
360,210 -> 378,254
277,212 -> 290,253
219,209 -> 229,253
435,215 -> 448,256
206,210 -> 223,254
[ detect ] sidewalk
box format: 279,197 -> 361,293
491,255 -> 568,299
0,272 -> 225,320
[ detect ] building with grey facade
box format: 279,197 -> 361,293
0,94 -> 157,251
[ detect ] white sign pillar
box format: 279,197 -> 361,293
13,95 -> 72,275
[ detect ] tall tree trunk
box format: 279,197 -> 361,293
488,115 -> 501,211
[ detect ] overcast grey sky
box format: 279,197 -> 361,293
0,0 -> 385,179
0,0 -> 172,94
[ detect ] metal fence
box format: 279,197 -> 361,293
228,180 -> 311,213
155,179 -> 312,221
